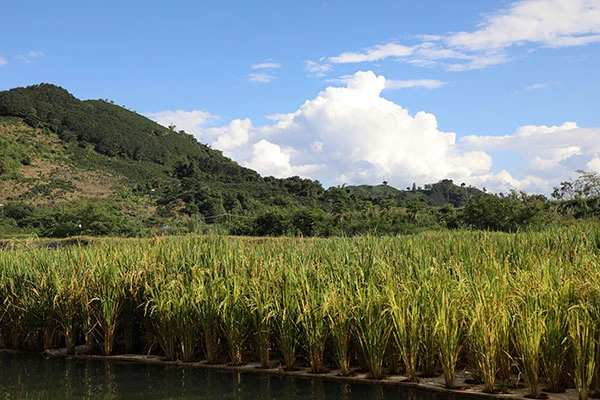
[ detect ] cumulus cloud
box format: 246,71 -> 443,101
248,71 -> 494,187
246,140 -> 293,177
588,155 -> 600,173
0,57 -> 7,66
148,71 -> 598,195
16,50 -> 44,63
460,122 -> 600,193
154,71 -> 494,187
144,110 -> 219,134
202,118 -> 252,154
308,0 -> 600,74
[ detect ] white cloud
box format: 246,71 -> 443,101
445,51 -> 511,71
526,81 -> 560,91
385,79 -> 447,89
514,81 -> 560,95
189,71 -> 496,188
459,122 -> 600,193
310,141 -> 323,152
526,83 -> 550,91
245,140 -> 293,177
305,60 -> 332,77
415,34 -> 444,41
0,57 -> 7,66
329,43 -> 416,64
312,0 -> 600,74
327,76 -> 447,90
588,155 -> 600,173
16,50 -> 44,63
446,0 -> 600,51
144,110 -> 218,134
148,71 -> 598,196
203,118 -> 252,154
252,62 -> 281,69
248,73 -> 276,83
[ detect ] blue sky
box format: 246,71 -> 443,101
2,0 -> 600,195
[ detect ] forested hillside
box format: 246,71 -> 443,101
0,84 -> 598,238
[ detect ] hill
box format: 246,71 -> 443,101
346,179 -> 483,208
0,84 -> 330,235
0,83 -> 549,238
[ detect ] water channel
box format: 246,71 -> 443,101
0,352 -> 469,399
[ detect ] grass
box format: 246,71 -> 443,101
1,224 -> 600,398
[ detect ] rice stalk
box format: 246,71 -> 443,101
247,274 -> 276,368
513,294 -> 545,398
434,287 -> 464,388
53,268 -> 83,355
353,283 -> 391,380
220,275 -> 249,365
146,279 -> 179,361
324,283 -> 353,376
297,268 -> 328,373
467,286 -> 508,393
273,272 -> 300,370
389,282 -> 421,381
195,270 -> 223,364
568,304 -> 597,400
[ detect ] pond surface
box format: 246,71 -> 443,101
0,352 -> 465,400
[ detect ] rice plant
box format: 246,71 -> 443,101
1,222 -> 600,400
568,304 -> 597,400
194,270 -> 223,364
52,265 -> 84,355
146,279 -> 180,361
434,284 -> 464,388
353,283 -> 391,380
297,268 -> 328,373
388,281 -> 421,382
247,273 -> 276,368
512,293 -> 545,398
467,284 -> 509,393
220,274 -> 249,365
87,261 -> 125,356
324,283 -> 353,376
273,270 -> 301,370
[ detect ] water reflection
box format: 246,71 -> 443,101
0,352 -> 465,400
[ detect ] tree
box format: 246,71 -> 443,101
552,170 -> 600,200
291,207 -> 325,236
461,191 -> 550,232
405,199 -> 426,223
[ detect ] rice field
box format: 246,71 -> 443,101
2,224 -> 600,398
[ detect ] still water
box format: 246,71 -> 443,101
0,352 -> 464,400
